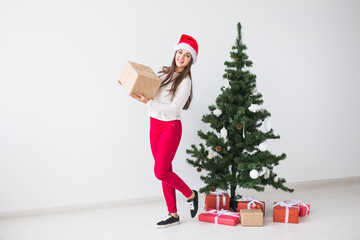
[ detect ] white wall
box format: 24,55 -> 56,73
0,0 -> 359,213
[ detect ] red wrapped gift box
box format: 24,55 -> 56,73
237,196 -> 265,216
295,201 -> 310,216
205,192 -> 230,210
273,201 -> 299,224
279,200 -> 310,217
199,209 -> 240,226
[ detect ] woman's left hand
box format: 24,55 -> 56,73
130,93 -> 149,104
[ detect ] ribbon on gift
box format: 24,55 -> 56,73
239,196 -> 264,210
273,201 -> 299,223
202,209 -> 240,224
210,192 -> 227,209
288,200 -> 310,215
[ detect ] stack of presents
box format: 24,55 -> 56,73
199,192 -> 310,226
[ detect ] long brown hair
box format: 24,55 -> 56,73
158,52 -> 193,110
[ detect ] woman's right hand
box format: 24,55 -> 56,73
130,93 -> 149,104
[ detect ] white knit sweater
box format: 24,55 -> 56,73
147,73 -> 192,121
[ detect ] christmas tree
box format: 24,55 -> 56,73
186,22 -> 294,210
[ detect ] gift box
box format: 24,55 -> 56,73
237,196 -> 265,215
273,201 -> 299,224
199,209 -> 240,226
240,209 -> 264,226
205,192 -> 230,210
277,200 -> 310,217
119,61 -> 161,100
294,201 -> 310,217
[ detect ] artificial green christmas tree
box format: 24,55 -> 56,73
186,22 -> 294,210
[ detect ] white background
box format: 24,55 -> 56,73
1,0 -> 359,213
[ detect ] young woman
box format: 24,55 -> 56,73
124,34 -> 199,228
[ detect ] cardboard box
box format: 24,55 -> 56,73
273,202 -> 299,224
119,61 -> 161,100
198,209 -> 240,226
205,192 -> 230,210
240,209 -> 264,226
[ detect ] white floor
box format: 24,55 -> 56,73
0,177 -> 359,240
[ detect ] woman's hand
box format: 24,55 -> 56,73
119,80 -> 148,104
130,93 -> 149,104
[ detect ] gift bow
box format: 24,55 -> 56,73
210,192 -> 227,209
239,196 -> 264,209
202,209 -> 240,224
273,201 -> 299,223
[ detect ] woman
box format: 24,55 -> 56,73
125,34 -> 199,228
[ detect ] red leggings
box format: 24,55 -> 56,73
150,117 -> 193,213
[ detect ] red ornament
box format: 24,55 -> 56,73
234,58 -> 239,61
216,146 -> 222,152
197,167 -> 202,172
237,124 -> 243,130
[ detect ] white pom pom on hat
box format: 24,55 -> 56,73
173,34 -> 199,64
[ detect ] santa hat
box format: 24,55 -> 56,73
173,34 -> 199,64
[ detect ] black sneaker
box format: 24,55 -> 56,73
187,190 -> 198,218
156,214 -> 180,228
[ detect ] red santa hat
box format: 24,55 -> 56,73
174,34 -> 199,64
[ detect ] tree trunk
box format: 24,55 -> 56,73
230,184 -> 237,211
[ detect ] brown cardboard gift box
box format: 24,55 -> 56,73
240,209 -> 264,226
119,61 -> 161,100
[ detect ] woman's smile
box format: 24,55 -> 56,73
175,49 -> 191,70
177,58 -> 184,64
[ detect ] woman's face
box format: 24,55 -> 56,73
175,49 -> 192,71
